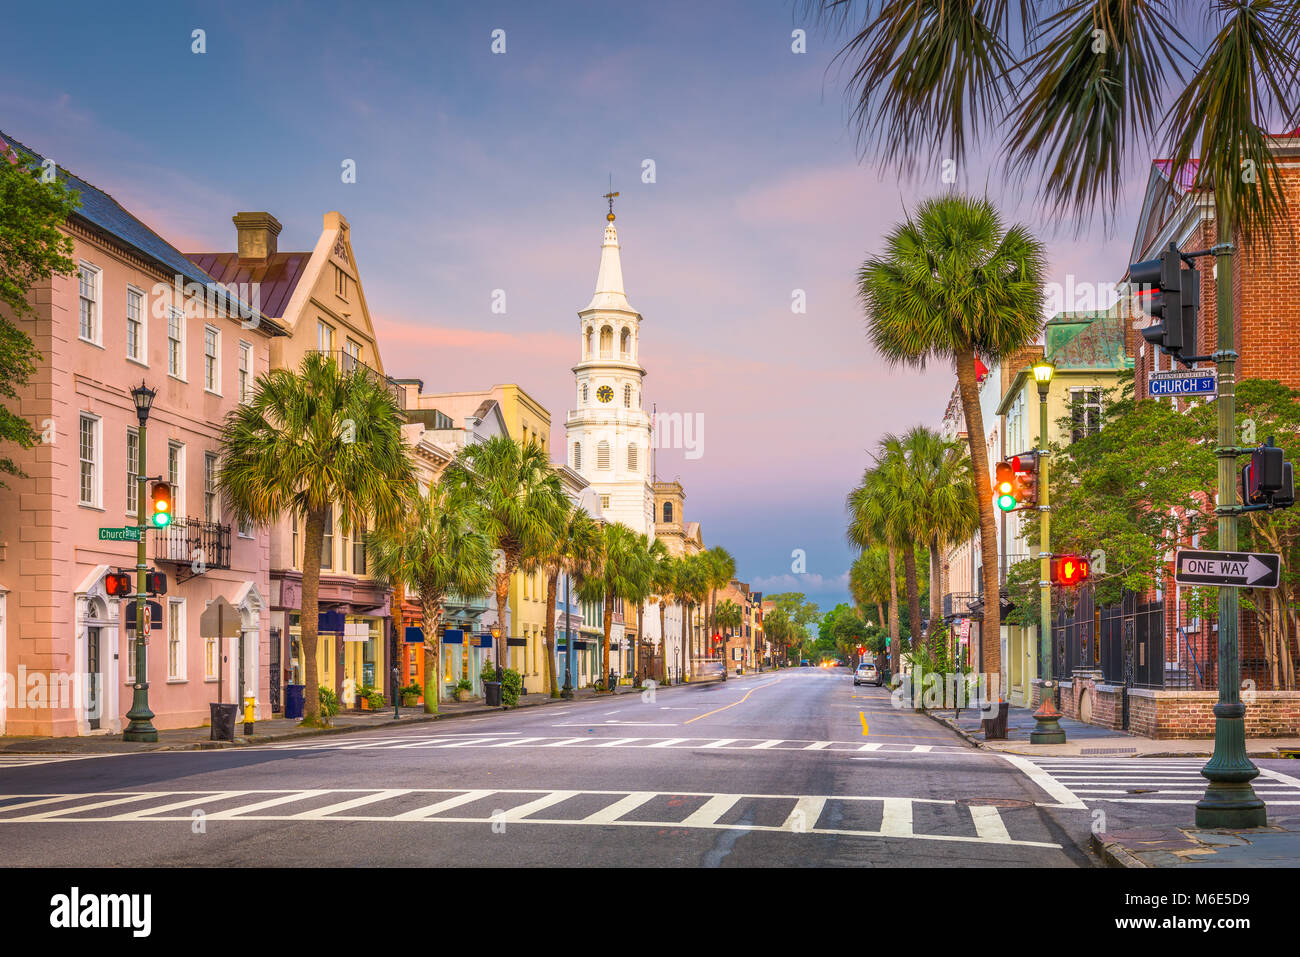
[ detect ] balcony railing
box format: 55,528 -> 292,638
316,350 -> 407,411
153,518 -> 231,581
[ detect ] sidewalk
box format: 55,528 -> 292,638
1092,823 -> 1300,868
923,702 -> 1300,758
0,681 -> 688,755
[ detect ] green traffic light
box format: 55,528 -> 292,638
152,511 -> 171,527
997,493 -> 1017,511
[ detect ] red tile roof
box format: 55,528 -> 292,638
184,251 -> 312,320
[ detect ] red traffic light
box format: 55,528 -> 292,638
1053,555 -> 1090,586
104,572 -> 133,597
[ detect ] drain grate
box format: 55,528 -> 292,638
1080,747 -> 1138,755
956,797 -> 1033,809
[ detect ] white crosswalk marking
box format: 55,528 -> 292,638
648,738 -> 689,748
803,741 -> 832,750
0,788 -> 1059,848
488,737 -> 546,747
596,737 -> 641,748
700,739 -> 736,748
751,739 -> 783,749
1019,759 -> 1300,806
0,754 -> 112,769
544,737 -> 590,747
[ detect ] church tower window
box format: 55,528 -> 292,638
573,442 -> 582,470
597,440 -> 610,469
620,327 -> 630,357
663,502 -> 673,523
623,384 -> 632,408
628,444 -> 638,471
599,326 -> 613,357
582,383 -> 588,404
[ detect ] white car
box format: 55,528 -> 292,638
853,661 -> 881,687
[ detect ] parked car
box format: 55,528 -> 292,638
854,661 -> 882,687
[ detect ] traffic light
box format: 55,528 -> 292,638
994,461 -> 1018,511
1051,554 -> 1090,586
1010,451 -> 1039,508
104,572 -> 133,597
146,571 -> 168,595
1131,241 -> 1200,358
151,482 -> 173,527
1241,438 -> 1295,510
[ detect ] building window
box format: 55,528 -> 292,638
205,632 -> 219,681
168,599 -> 185,679
238,341 -> 254,403
597,440 -> 610,469
573,442 -> 582,470
292,512 -> 299,568
343,338 -> 362,372
126,428 -> 139,515
127,634 -> 138,682
600,495 -> 610,509
78,263 -> 100,343
321,505 -> 334,570
78,414 -> 99,506
126,287 -> 144,361
627,444 -> 638,471
663,502 -> 673,523
620,327 -> 630,357
353,520 -> 367,574
624,384 -> 632,408
204,452 -> 218,523
318,320 -> 334,354
1070,388 -> 1103,443
167,442 -> 184,516
238,516 -> 253,539
582,383 -> 589,404
204,325 -> 220,392
167,307 -> 184,377
600,326 -> 613,356
334,265 -> 349,300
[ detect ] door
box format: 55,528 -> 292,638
87,627 -> 101,730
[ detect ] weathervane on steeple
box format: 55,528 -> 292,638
603,175 -> 619,222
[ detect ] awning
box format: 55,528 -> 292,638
404,626 -> 424,645
506,637 -> 526,647
443,629 -> 464,645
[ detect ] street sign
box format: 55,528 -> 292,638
99,526 -> 142,542
199,596 -> 242,639
1149,369 -> 1217,398
125,600 -> 163,631
1174,549 -> 1281,589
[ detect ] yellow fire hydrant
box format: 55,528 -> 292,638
242,695 -> 255,736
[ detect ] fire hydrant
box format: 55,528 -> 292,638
242,695 -> 255,736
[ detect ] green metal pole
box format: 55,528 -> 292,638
1195,237 -> 1265,827
1031,385 -> 1065,743
123,416 -> 157,742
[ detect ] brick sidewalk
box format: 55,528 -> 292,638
1093,822 -> 1300,867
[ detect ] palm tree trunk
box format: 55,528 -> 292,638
635,602 -> 644,682
300,508 -> 326,724
903,544 -> 922,650
929,535 -> 942,625
887,545 -> 899,675
681,604 -> 689,679
421,599 -> 442,713
955,348 -> 1002,687
876,602 -> 886,632
659,600 -> 668,683
602,590 -> 613,688
544,571 -> 560,697
494,570 -> 510,679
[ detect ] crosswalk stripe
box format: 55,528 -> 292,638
500,791 -> 580,821
968,805 -> 1011,842
0,794 -> 103,815
209,791 -> 332,819
858,743 -> 881,751
681,794 -> 741,827
488,737 -> 546,747
700,739 -> 737,748
999,754 -> 1086,809
782,795 -> 826,832
293,789 -> 413,818
581,791 -> 657,824
391,790 -> 496,821
751,740 -> 783,749
544,737 -> 590,747
13,792 -> 167,821
803,741 -> 832,750
596,738 -> 641,748
880,798 -> 913,837
115,791 -> 250,820
648,738 -> 689,748
913,746 -> 932,753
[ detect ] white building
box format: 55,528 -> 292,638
565,207 -> 654,535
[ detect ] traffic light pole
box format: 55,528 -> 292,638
1196,240 -> 1266,828
1030,384 -> 1066,744
123,418 -> 157,742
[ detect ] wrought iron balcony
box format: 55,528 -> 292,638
152,518 -> 231,582
316,350 -> 408,411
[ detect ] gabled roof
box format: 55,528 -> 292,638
0,132 -> 281,334
185,251 -> 312,319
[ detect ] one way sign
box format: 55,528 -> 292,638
1174,549 -> 1281,589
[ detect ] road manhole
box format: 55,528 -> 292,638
956,798 -> 1033,809
1127,788 -> 1158,794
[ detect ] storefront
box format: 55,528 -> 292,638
441,628 -> 494,697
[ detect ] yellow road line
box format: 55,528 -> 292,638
684,678 -> 784,725
860,711 -> 869,736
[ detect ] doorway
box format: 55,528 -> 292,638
87,626 -> 102,730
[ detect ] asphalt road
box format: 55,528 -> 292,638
0,667 -> 1110,867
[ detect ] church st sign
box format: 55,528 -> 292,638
1174,549 -> 1281,589
1149,369 -> 1217,398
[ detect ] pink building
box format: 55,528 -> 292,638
0,134 -> 287,736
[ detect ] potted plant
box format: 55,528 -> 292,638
365,688 -> 387,710
399,682 -> 422,707
454,678 -> 474,702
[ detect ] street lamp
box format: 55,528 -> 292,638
491,625 -> 503,683
124,382 -> 158,742
1028,360 -> 1066,744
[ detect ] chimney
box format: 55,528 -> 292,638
232,212 -> 282,261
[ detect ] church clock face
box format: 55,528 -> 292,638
596,385 -> 614,403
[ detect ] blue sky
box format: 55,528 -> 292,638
3,0 -> 1147,613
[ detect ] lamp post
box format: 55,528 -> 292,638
561,574 -> 574,699
123,382 -> 158,742
1029,360 -> 1066,744
491,625 -> 502,682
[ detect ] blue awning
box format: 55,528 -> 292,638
443,629 -> 464,645
404,626 -> 424,644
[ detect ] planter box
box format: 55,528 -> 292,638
454,688 -> 474,702
401,694 -> 421,707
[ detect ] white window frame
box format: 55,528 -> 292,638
203,451 -> 219,523
126,427 -> 139,517
238,515 -> 254,539
78,262 -> 102,347
126,284 -> 147,364
167,441 -> 185,517
167,307 -> 186,380
204,632 -> 220,681
238,341 -> 254,403
203,324 -> 221,395
318,320 -> 334,354
167,598 -> 187,681
78,413 -> 102,508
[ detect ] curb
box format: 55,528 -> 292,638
918,709 -> 988,751
1090,833 -> 1148,868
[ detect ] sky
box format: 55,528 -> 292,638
3,0 -> 1149,613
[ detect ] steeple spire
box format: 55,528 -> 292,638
586,191 -> 634,313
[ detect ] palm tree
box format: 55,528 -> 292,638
579,522 -> 641,687
847,464 -> 904,675
714,598 -> 742,670
703,546 -> 736,657
628,534 -> 668,683
217,352 -> 414,725
858,195 -> 1046,681
538,501 -> 601,697
875,434 -> 926,646
675,553 -> 710,679
440,435 -> 566,681
649,544 -> 677,682
849,546 -> 892,632
367,482 -> 494,712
